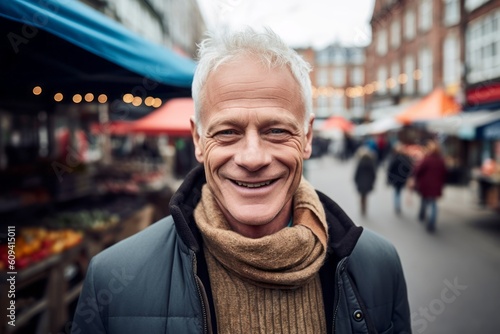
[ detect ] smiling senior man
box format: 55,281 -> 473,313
72,27 -> 411,334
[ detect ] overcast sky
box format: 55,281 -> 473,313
196,0 -> 375,49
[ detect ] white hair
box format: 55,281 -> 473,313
191,27 -> 313,134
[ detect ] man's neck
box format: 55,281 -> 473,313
226,204 -> 293,239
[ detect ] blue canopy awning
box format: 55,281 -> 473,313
0,0 -> 196,108
425,110 -> 500,140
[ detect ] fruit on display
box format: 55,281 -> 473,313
100,179 -> 140,194
47,209 -> 120,231
481,159 -> 499,177
0,227 -> 83,270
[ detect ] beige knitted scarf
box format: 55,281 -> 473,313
194,178 -> 328,333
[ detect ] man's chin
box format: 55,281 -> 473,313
229,217 -> 282,238
216,195 -> 292,233
232,213 -> 274,227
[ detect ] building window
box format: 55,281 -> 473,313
404,56 -> 415,95
350,48 -> 365,64
391,20 -> 401,49
316,50 -> 329,66
405,9 -> 416,40
350,67 -> 364,86
443,0 -> 460,26
331,95 -> 345,114
351,96 -> 364,110
465,0 -> 489,12
466,9 -> 500,84
333,50 -> 346,65
377,29 -> 388,55
419,0 -> 433,32
318,96 -> 328,108
377,66 -> 388,95
316,96 -> 329,118
317,68 -> 328,86
443,34 -> 461,86
116,0 -> 164,45
419,48 -> 433,94
391,62 -> 400,95
333,68 -> 346,86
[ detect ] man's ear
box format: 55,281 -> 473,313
190,117 -> 204,163
303,113 -> 315,159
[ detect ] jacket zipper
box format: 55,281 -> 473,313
192,251 -> 213,334
332,257 -> 348,334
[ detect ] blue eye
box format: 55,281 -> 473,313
218,130 -> 235,135
270,128 -> 286,134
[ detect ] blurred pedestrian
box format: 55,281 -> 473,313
72,27 -> 410,334
414,140 -> 447,232
342,132 -> 356,160
364,135 -> 378,155
376,134 -> 389,166
387,143 -> 413,215
354,146 -> 377,216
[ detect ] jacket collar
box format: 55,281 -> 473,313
169,164 -> 362,257
316,191 -> 363,262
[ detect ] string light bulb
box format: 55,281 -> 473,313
54,93 -> 63,102
84,93 -> 94,102
152,98 -> 162,108
73,94 -> 82,103
145,96 -> 154,106
123,93 -> 134,103
132,97 -> 142,106
98,94 -> 107,103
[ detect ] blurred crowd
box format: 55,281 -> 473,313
313,133 -> 449,233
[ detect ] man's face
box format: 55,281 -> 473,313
191,56 -> 314,238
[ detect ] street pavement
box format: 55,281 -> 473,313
305,155 -> 500,334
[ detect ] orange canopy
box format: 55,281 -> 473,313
396,88 -> 460,125
320,116 -> 354,133
131,98 -> 194,136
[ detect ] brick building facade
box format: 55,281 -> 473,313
365,0 -> 465,120
296,45 -> 366,121
365,0 -> 500,118
463,0 -> 500,110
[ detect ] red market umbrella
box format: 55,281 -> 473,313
320,116 -> 354,133
130,98 -> 194,136
91,121 -> 132,136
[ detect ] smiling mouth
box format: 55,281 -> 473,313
232,179 -> 275,188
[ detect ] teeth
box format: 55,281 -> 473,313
236,180 -> 271,188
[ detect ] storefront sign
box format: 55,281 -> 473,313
481,120 -> 500,140
466,82 -> 500,106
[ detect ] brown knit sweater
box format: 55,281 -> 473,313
194,178 -> 329,334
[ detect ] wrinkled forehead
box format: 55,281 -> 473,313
192,53 -> 308,134
206,56 -> 299,103
210,54 -> 296,87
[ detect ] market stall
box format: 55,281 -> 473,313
354,117 -> 402,137
469,118 -> 500,211
423,110 -> 500,184
130,97 -> 198,178
382,88 -> 463,183
0,0 -> 196,332
395,87 -> 460,125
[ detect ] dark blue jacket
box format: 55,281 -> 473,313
72,166 -> 411,334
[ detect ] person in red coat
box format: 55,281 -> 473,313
414,140 -> 447,232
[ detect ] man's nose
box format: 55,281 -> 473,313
234,132 -> 272,171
